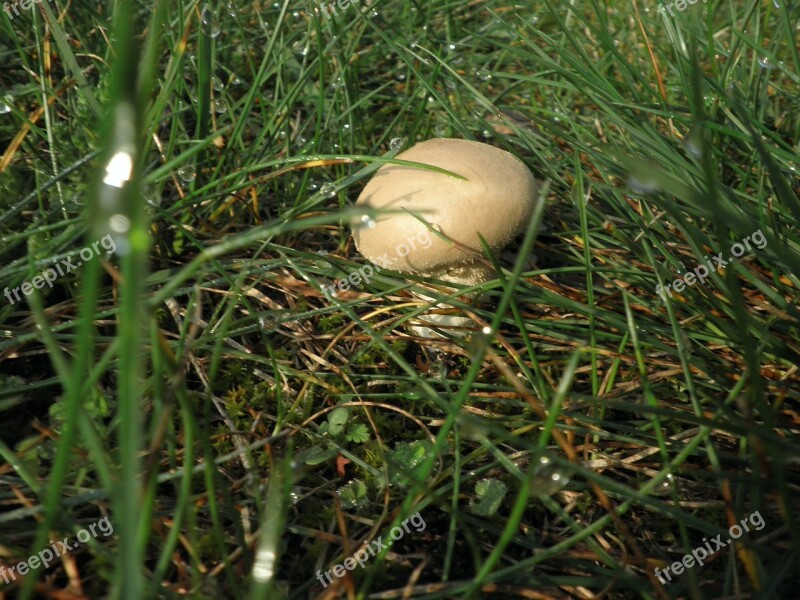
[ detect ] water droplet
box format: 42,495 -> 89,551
212,76 -> 224,92
231,74 -> 243,86
444,42 -> 464,65
214,97 -> 228,113
102,150 -> 134,188
773,0 -> 780,7
294,41 -> 310,56
258,315 -> 277,332
369,8 -> 378,17
336,479 -> 367,508
328,76 -> 344,90
757,54 -> 774,69
109,214 -> 131,233
649,473 -> 676,496
467,329 -> 493,360
394,61 -> 407,81
684,140 -> 701,158
320,183 -> 337,198
177,165 -> 196,182
111,236 -> 131,257
226,0 -> 237,17
627,175 -> 660,194
457,414 -> 489,441
529,454 -> 572,496
389,137 -> 406,151
702,94 -> 719,109
0,95 -> 12,115
684,127 -> 703,159
476,69 -> 492,81
200,4 -> 221,38
359,214 -> 377,229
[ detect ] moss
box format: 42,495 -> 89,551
353,338 -> 409,369
318,313 -> 346,331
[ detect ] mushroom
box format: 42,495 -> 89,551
353,138 -> 538,336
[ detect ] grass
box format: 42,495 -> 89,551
1,0 -> 798,598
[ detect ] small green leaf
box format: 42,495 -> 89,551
298,445 -> 338,466
469,478 -> 507,516
345,423 -> 370,443
386,440 -> 432,487
337,479 -> 367,509
327,407 -> 349,437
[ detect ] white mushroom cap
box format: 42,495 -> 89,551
353,138 -> 537,286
